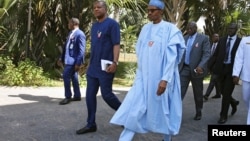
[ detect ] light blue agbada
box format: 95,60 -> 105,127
110,20 -> 186,135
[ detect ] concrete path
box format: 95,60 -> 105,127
0,84 -> 247,141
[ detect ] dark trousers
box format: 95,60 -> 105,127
218,64 -> 237,118
63,65 -> 81,99
180,65 -> 204,114
86,74 -> 121,127
204,73 -> 221,96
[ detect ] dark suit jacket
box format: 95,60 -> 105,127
207,42 -> 218,71
179,33 -> 211,78
211,36 -> 241,75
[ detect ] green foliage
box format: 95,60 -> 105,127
0,0 -> 18,19
0,56 -> 53,86
120,22 -> 137,53
123,62 -> 137,81
2,0 -> 249,87
79,74 -> 87,86
114,61 -> 137,86
164,0 -> 187,30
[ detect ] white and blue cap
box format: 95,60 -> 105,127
149,0 -> 165,10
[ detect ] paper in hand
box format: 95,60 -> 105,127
101,59 -> 113,71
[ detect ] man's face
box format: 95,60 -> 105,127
186,23 -> 196,36
227,24 -> 238,37
147,6 -> 162,22
93,2 -> 107,19
212,34 -> 219,42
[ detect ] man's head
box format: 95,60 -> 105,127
149,0 -> 165,10
186,21 -> 197,36
227,23 -> 238,37
147,0 -> 164,23
93,0 -> 108,21
68,18 -> 79,30
212,33 -> 219,43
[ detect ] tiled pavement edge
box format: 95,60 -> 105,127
0,84 -> 247,141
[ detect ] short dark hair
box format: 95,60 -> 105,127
94,0 -> 107,10
228,22 -> 238,30
70,18 -> 80,25
188,21 -> 197,29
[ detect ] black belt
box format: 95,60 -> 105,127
184,63 -> 189,66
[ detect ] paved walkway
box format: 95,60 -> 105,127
0,84 -> 247,141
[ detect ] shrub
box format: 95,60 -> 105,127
0,57 -> 53,86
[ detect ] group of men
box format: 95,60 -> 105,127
57,0 -> 249,141
180,20 -> 250,126
180,22 -> 242,124
57,0 -> 122,136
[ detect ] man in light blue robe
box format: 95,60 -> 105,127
110,0 -> 186,141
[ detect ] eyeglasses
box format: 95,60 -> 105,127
147,8 -> 161,13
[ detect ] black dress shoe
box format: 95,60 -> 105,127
72,97 -> 81,101
59,98 -> 71,105
218,117 -> 227,124
203,95 -> 208,101
193,113 -> 202,120
76,126 -> 97,134
211,95 -> 221,98
231,101 -> 239,115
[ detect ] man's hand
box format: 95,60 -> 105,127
157,80 -> 167,96
195,66 -> 204,75
233,76 -> 240,85
75,65 -> 80,72
57,59 -> 63,68
106,63 -> 117,73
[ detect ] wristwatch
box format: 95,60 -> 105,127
113,61 -> 118,65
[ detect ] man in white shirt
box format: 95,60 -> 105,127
211,23 -> 241,124
232,36 -> 250,125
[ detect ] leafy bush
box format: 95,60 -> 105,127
114,61 -> 137,86
0,57 -> 53,86
0,56 -> 138,87
123,62 -> 137,81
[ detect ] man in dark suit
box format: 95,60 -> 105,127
179,21 -> 210,120
203,33 -> 221,101
57,17 -> 86,105
211,23 -> 241,124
